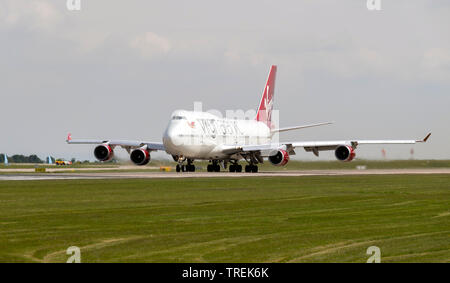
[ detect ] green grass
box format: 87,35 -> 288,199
1,160 -> 450,171
0,175 -> 449,262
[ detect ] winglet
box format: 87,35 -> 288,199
418,132 -> 431,143
66,133 -> 72,143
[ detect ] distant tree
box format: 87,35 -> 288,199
8,154 -> 43,163
29,155 -> 43,163
10,155 -> 25,163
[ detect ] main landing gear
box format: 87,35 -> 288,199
207,160 -> 221,172
205,160 -> 258,173
176,159 -> 258,173
228,163 -> 257,173
176,159 -> 195,172
229,163 -> 242,172
244,164 -> 258,173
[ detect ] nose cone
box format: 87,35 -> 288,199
163,121 -> 182,154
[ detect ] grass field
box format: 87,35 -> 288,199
0,175 -> 449,262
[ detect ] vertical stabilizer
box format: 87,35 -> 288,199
256,65 -> 277,128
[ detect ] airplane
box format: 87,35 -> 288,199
67,65 -> 431,173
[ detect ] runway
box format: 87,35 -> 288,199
1,168 -> 449,180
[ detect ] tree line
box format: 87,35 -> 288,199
1,154 -> 44,163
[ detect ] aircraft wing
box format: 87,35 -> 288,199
66,134 -> 165,151
223,133 -> 431,157
271,121 -> 333,133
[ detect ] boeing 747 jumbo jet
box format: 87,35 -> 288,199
67,65 -> 431,173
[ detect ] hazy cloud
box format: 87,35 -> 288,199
422,48 -> 450,81
0,1 -> 449,161
130,32 -> 172,59
0,0 -> 62,31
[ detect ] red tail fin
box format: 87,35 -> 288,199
256,65 -> 277,128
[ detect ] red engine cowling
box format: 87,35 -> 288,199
94,144 -> 114,162
335,145 -> 356,162
268,149 -> 290,166
130,148 -> 151,166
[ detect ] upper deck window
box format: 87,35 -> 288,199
172,116 -> 186,120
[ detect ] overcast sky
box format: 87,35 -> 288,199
1,0 -> 449,161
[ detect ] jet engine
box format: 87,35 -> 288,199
335,145 -> 356,162
268,149 -> 290,166
94,144 -> 114,162
130,148 -> 151,166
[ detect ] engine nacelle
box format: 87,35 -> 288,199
335,145 -> 356,162
268,149 -> 290,166
130,148 -> 151,166
94,144 -> 114,162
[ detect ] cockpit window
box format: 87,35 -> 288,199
172,116 -> 186,120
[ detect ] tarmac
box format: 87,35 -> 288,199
1,168 -> 449,181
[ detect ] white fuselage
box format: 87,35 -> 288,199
163,110 -> 271,160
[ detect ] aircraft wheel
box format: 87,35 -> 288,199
207,164 -> 213,172
236,165 -> 242,172
245,165 -> 251,173
229,165 -> 236,172
188,164 -> 195,172
251,165 -> 258,173
214,164 -> 220,172
176,164 -> 181,172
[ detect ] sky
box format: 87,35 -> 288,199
0,0 -> 449,161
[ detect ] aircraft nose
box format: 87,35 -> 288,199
163,123 -> 181,149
